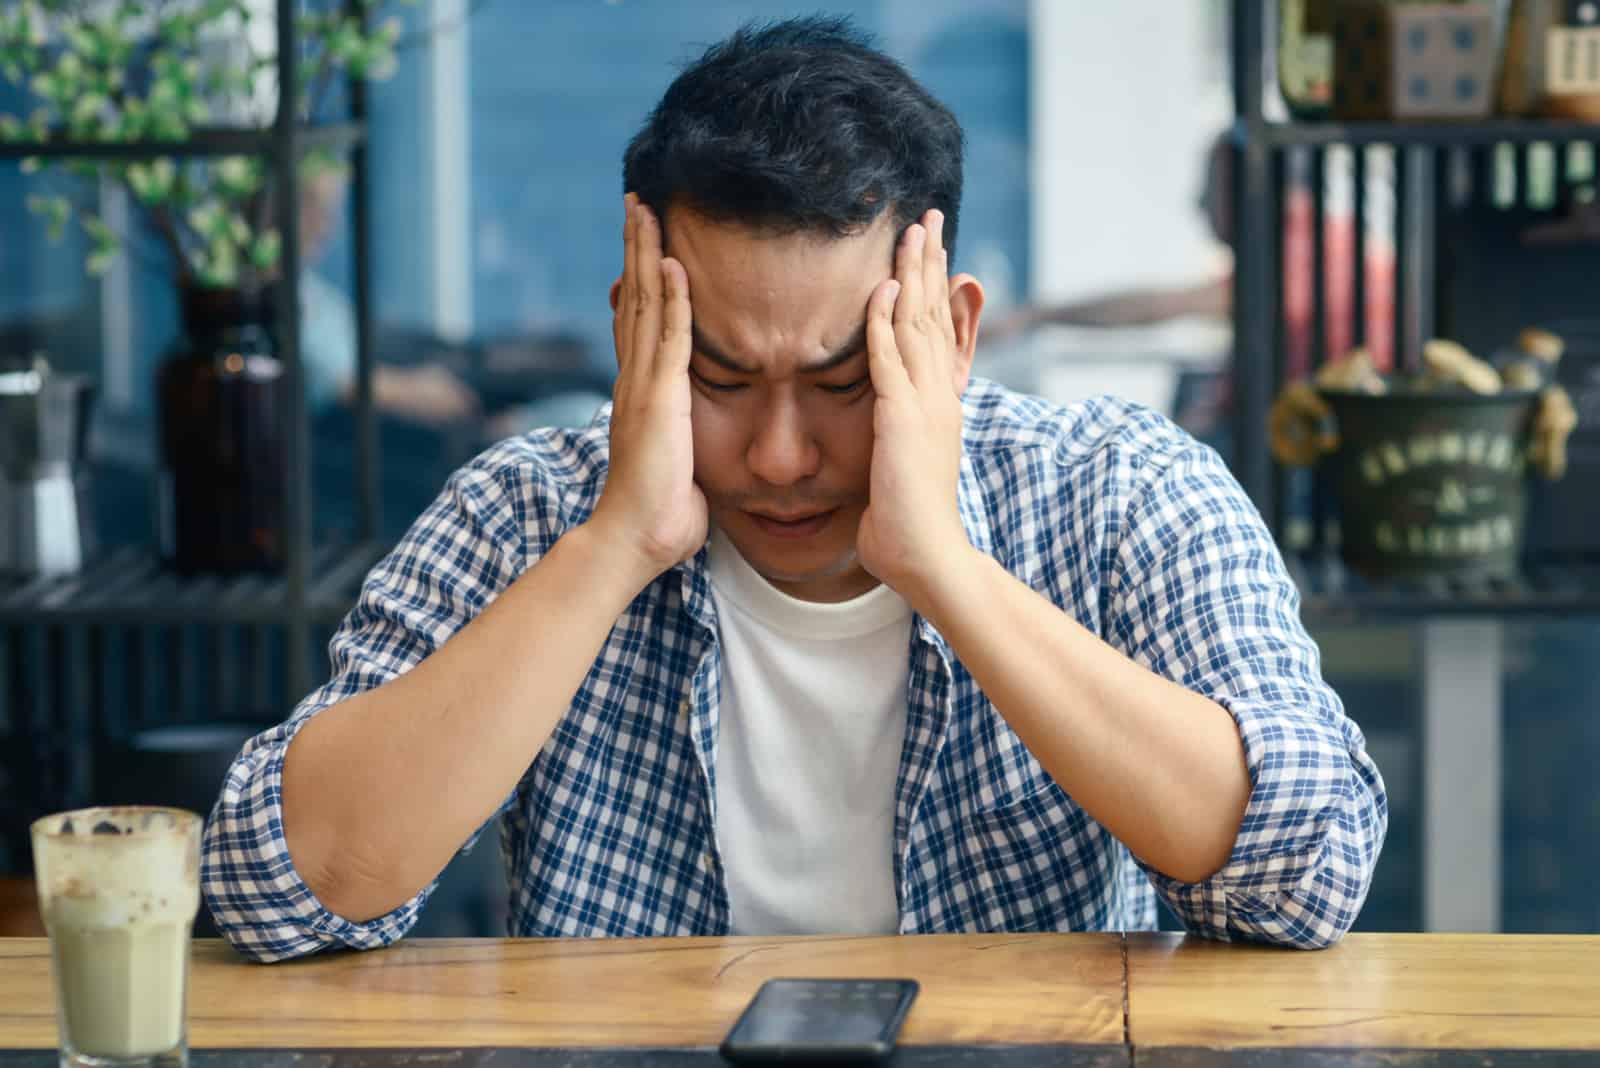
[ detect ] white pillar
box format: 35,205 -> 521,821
1421,619 -> 1503,932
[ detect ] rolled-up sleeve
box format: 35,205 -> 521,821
201,458 -> 533,962
1108,442 -> 1388,949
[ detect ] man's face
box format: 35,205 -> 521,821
661,208 -> 897,603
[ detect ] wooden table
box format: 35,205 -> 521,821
1125,932 -> 1600,1066
1,933 -> 1596,1065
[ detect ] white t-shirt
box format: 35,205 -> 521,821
707,527 -> 913,936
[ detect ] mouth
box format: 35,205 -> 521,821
744,508 -> 838,539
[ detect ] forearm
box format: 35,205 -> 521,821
283,520 -> 653,922
915,547 -> 1251,884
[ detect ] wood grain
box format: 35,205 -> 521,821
0,934 -> 1125,1048
1126,932 -> 1600,1050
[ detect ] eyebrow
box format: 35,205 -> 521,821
691,321 -> 869,376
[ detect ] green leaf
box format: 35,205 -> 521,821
184,97 -> 208,124
167,166 -> 197,210
187,201 -> 223,240
26,193 -> 71,241
125,161 -> 153,199
152,52 -> 182,82
149,76 -> 180,112
69,92 -> 105,129
0,114 -> 21,141
227,212 -> 250,247
20,155 -> 41,175
127,158 -> 178,203
148,105 -> 188,141
112,107 -> 147,141
159,14 -> 196,48
329,18 -> 364,64
29,71 -> 58,101
82,213 -> 117,248
249,228 -> 281,271
63,24 -> 97,61
86,248 -> 117,277
204,236 -> 240,287
216,154 -> 263,196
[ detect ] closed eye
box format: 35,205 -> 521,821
690,368 -> 747,393
818,377 -> 869,395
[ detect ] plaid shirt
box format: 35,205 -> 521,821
203,379 -> 1387,962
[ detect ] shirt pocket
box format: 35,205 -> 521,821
953,783 -> 1102,933
960,705 -> 1057,815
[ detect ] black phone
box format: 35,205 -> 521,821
719,977 -> 919,1065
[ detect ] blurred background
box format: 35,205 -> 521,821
2,0 -> 1597,939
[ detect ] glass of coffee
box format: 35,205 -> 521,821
31,807 -> 203,1068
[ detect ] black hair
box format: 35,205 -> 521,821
623,15 -> 965,261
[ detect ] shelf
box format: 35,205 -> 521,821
0,121 -> 365,161
0,542 -> 385,627
1235,116 -> 1600,149
1291,556 -> 1600,624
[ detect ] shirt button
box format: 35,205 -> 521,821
679,698 -> 691,717
702,851 -> 716,871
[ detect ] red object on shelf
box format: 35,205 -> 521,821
1281,170 -> 1398,377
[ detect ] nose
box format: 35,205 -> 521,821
746,393 -> 821,488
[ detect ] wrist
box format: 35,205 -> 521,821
568,515 -> 671,600
898,539 -> 990,624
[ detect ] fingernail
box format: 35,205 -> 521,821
887,281 -> 902,299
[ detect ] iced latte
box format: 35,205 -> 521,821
31,807 -> 202,1068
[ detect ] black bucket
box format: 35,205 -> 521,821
1322,388 -> 1541,580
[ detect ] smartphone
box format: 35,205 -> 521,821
719,977 -> 919,1065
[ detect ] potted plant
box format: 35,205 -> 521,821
0,0 -> 416,573
1269,332 -> 1580,581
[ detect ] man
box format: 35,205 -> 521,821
202,17 -> 1386,962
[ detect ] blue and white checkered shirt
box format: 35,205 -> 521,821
202,379 -> 1387,962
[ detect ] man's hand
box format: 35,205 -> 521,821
856,210 -> 972,611
588,194 -> 708,584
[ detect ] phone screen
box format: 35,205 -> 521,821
720,978 -> 919,1063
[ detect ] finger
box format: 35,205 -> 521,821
893,222 -> 931,387
925,209 -> 955,345
632,202 -> 666,374
866,278 -> 909,399
618,195 -> 639,376
659,257 -> 693,377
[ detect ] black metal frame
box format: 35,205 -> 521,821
1229,0 -> 1600,621
0,1 -> 383,867
0,2 -> 381,680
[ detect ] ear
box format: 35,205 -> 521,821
947,273 -> 985,396
609,277 -> 623,312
